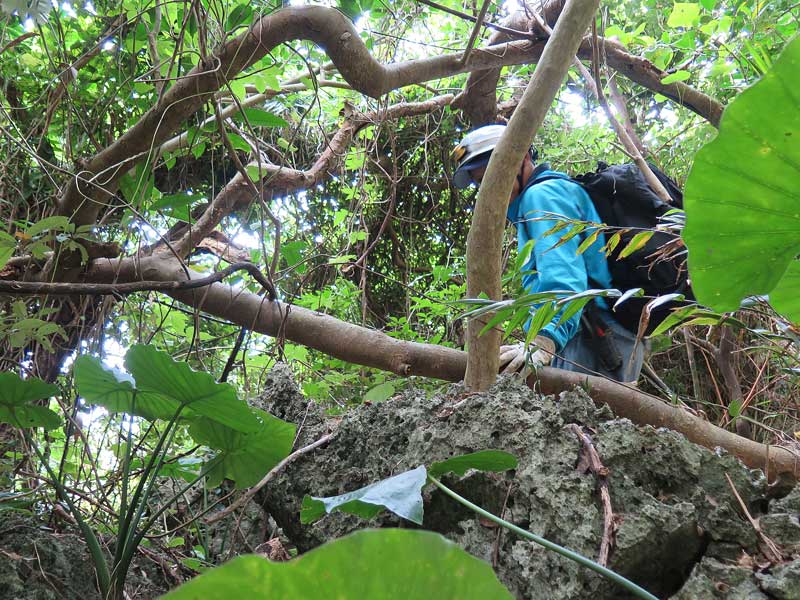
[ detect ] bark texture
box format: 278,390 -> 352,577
465,0 -> 601,390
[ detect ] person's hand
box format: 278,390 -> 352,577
498,336 -> 556,379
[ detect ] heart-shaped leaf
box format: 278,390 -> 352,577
0,372 -> 61,430
683,36 -> 800,321
189,409 -> 295,488
301,466 -> 426,525
163,529 -> 513,599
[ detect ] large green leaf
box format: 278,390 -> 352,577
428,450 -> 518,478
163,529 -> 513,600
188,408 -> 296,488
74,356 -> 173,421
301,466 -> 426,525
0,372 -> 61,430
75,346 -> 259,432
125,345 -> 259,432
683,36 -> 800,321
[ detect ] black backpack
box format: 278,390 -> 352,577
531,162 -> 694,334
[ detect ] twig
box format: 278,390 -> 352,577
587,22 -> 672,204
492,481 -> 515,568
414,0 -> 529,37
724,473 -> 783,563
568,424 -> 615,566
205,432 -> 335,525
0,262 -> 276,300
683,328 -> 703,403
460,0 -> 493,64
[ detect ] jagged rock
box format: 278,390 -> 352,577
255,366 -> 796,599
0,515 -> 170,599
755,560 -> 800,599
0,516 -> 102,600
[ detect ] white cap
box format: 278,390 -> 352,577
451,124 -> 508,189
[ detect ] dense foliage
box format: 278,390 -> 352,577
1,0 -> 799,597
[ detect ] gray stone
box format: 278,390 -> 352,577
255,369 -> 783,599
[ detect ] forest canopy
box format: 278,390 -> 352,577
1,0 -> 799,597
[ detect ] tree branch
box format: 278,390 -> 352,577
27,251 -> 799,482
171,95 -> 454,258
0,262 -> 276,300
56,4 -> 722,240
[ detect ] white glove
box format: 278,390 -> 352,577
498,336 -> 556,379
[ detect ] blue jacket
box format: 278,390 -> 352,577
506,166 -> 613,351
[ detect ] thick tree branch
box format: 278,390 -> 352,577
465,0 -> 600,390
71,252 -> 800,482
459,7 -> 722,127
56,5 -> 722,238
0,262 -> 276,300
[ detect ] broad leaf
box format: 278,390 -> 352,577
364,381 -> 395,403
189,409 -> 296,488
301,465 -> 426,525
234,107 -> 288,128
125,345 -> 259,432
0,372 -> 61,430
683,37 -> 800,321
74,355 -> 174,421
0,231 -> 15,270
667,3 -> 700,28
163,529 -> 513,599
429,450 -> 518,478
76,347 -> 260,432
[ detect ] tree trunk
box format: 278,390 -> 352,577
464,0 -> 601,390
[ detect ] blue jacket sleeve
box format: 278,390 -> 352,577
517,180 -> 592,351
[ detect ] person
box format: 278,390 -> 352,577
451,124 -> 645,383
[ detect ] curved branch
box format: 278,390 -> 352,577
57,4 -> 722,235
458,5 -> 723,128
172,94 -> 454,258
81,253 -> 800,482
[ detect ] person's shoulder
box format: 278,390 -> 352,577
526,172 -> 584,199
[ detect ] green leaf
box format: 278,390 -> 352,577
333,209 -> 349,228
76,346 -> 260,432
163,529 -> 513,599
660,70 -> 691,84
683,36 -> 800,321
667,3 -> 700,28
576,228 -> 602,255
125,345 -> 259,432
364,381 -> 395,403
225,3 -> 252,30
280,240 -> 306,272
514,239 -> 535,271
25,216 -> 71,237
301,466 -> 426,525
234,108 -> 288,128
428,451 -> 518,478
0,231 -> 16,269
249,68 -> 281,92
74,355 -> 173,421
618,231 -> 654,259
327,255 -> 355,265
0,372 -> 58,405
769,260 -> 800,320
0,373 -> 61,430
189,409 -> 295,488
